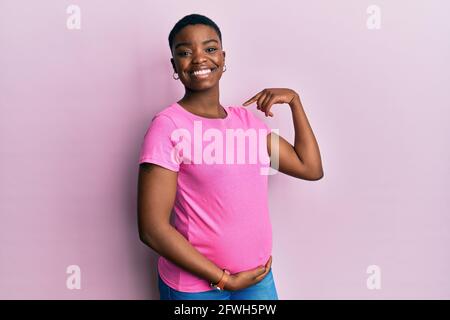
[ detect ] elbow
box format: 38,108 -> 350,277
310,167 -> 324,180
138,223 -> 170,250
139,231 -> 160,251
302,167 -> 324,181
293,171 -> 323,181
139,230 -> 153,247
295,160 -> 324,181
310,171 -> 324,181
138,221 -> 156,247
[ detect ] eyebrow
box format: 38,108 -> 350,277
174,39 -> 219,50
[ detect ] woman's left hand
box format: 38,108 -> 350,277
242,88 -> 300,117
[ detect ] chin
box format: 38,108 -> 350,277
186,81 -> 219,91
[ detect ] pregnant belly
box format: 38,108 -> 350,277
188,218 -> 273,274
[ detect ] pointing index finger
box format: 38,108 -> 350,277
242,92 -> 262,106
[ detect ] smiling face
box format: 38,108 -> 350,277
170,24 -> 226,91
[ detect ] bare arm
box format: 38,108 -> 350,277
267,94 -> 324,180
137,163 -> 224,285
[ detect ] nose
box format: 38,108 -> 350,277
191,48 -> 207,64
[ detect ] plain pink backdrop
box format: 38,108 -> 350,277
1,0 -> 449,299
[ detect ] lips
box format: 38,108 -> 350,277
189,67 -> 217,76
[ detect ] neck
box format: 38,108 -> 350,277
180,85 -> 222,114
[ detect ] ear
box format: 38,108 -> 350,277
170,58 -> 177,73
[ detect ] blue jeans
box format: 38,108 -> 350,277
158,268 -> 279,300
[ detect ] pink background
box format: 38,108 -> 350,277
1,0 -> 449,299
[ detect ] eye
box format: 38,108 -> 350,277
206,47 -> 217,53
178,51 -> 190,57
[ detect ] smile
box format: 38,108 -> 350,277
189,68 -> 217,78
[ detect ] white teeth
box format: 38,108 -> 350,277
192,68 -> 213,76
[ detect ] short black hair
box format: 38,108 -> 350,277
168,14 -> 222,52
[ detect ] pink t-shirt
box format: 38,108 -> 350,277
138,102 -> 273,292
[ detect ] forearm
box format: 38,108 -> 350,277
289,94 -> 323,176
142,225 -> 224,285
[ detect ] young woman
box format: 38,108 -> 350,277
137,14 -> 323,300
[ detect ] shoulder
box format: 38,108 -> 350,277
152,104 -> 179,125
142,103 -> 182,132
229,106 -> 270,131
227,106 -> 255,123
141,105 -> 179,138
228,105 -> 248,116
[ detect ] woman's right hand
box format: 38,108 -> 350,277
224,255 -> 272,291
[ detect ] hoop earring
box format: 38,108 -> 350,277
223,64 -> 227,73
173,72 -> 179,80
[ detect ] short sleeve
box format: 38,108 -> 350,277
245,108 -> 271,134
261,119 -> 271,134
243,108 -> 272,166
138,115 -> 180,172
